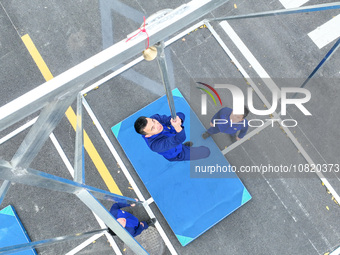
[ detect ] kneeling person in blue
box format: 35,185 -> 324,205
202,107 -> 249,140
108,201 -> 156,237
134,112 -> 210,161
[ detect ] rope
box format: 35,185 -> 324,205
126,16 -> 150,49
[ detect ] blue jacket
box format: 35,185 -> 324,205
211,107 -> 248,138
109,202 -> 144,237
143,113 -> 186,159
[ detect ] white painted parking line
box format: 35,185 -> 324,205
50,134 -> 121,254
52,22 -> 208,253
0,117 -> 37,145
205,21 -> 274,110
283,127 -> 340,206
146,197 -> 154,205
64,213 -> 123,255
308,14 -> 340,49
49,133 -> 74,178
82,97 -> 178,255
219,21 -> 280,94
217,20 -> 340,207
279,0 -> 309,9
91,213 -> 123,255
65,233 -> 104,255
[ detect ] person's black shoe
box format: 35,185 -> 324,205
202,132 -> 211,139
107,227 -> 116,236
146,218 -> 157,226
183,141 -> 193,147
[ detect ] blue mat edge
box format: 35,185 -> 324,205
0,205 -> 38,254
176,186 -> 252,246
180,187 -> 252,246
111,88 -> 252,246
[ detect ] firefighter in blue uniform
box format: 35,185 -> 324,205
108,201 -> 156,237
202,107 -> 249,140
134,112 -> 210,161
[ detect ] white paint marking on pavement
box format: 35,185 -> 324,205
50,134 -> 121,255
217,20 -> 340,207
49,133 -> 74,178
0,117 -> 37,145
65,233 -> 104,255
279,0 -> 309,9
146,197 -> 154,205
219,21 -> 280,94
82,97 -> 178,255
0,111 -> 123,255
308,14 -> 340,49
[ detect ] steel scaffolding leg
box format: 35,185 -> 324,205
0,159 -> 140,204
0,229 -> 106,255
74,93 -> 85,183
76,190 -> 148,255
0,161 -> 147,253
210,2 -> 340,21
0,180 -> 10,206
301,37 -> 340,88
11,93 -> 78,169
0,1 -> 232,253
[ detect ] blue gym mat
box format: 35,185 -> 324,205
112,88 -> 251,246
0,205 -> 37,254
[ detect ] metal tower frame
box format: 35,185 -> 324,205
1,1 -> 340,254
0,0 -> 231,254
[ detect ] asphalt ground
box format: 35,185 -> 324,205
0,0 -> 339,255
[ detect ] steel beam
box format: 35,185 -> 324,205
11,94 -> 78,169
300,37 -> 340,88
0,159 -> 140,204
0,229 -> 106,255
74,93 -> 85,183
0,0 -> 230,132
0,180 -> 10,206
156,41 -> 177,119
76,190 -> 148,255
210,2 -> 340,21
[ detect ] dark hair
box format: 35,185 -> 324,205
243,106 -> 250,118
134,116 -> 148,135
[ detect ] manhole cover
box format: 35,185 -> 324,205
124,227 -> 165,255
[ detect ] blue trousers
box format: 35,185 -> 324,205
168,145 -> 210,161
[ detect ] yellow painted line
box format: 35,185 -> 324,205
21,34 -> 122,195
21,34 -> 54,81
65,108 -> 122,195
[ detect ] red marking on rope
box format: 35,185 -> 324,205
125,16 -> 149,49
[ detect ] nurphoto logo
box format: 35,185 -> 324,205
197,83 -> 312,128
